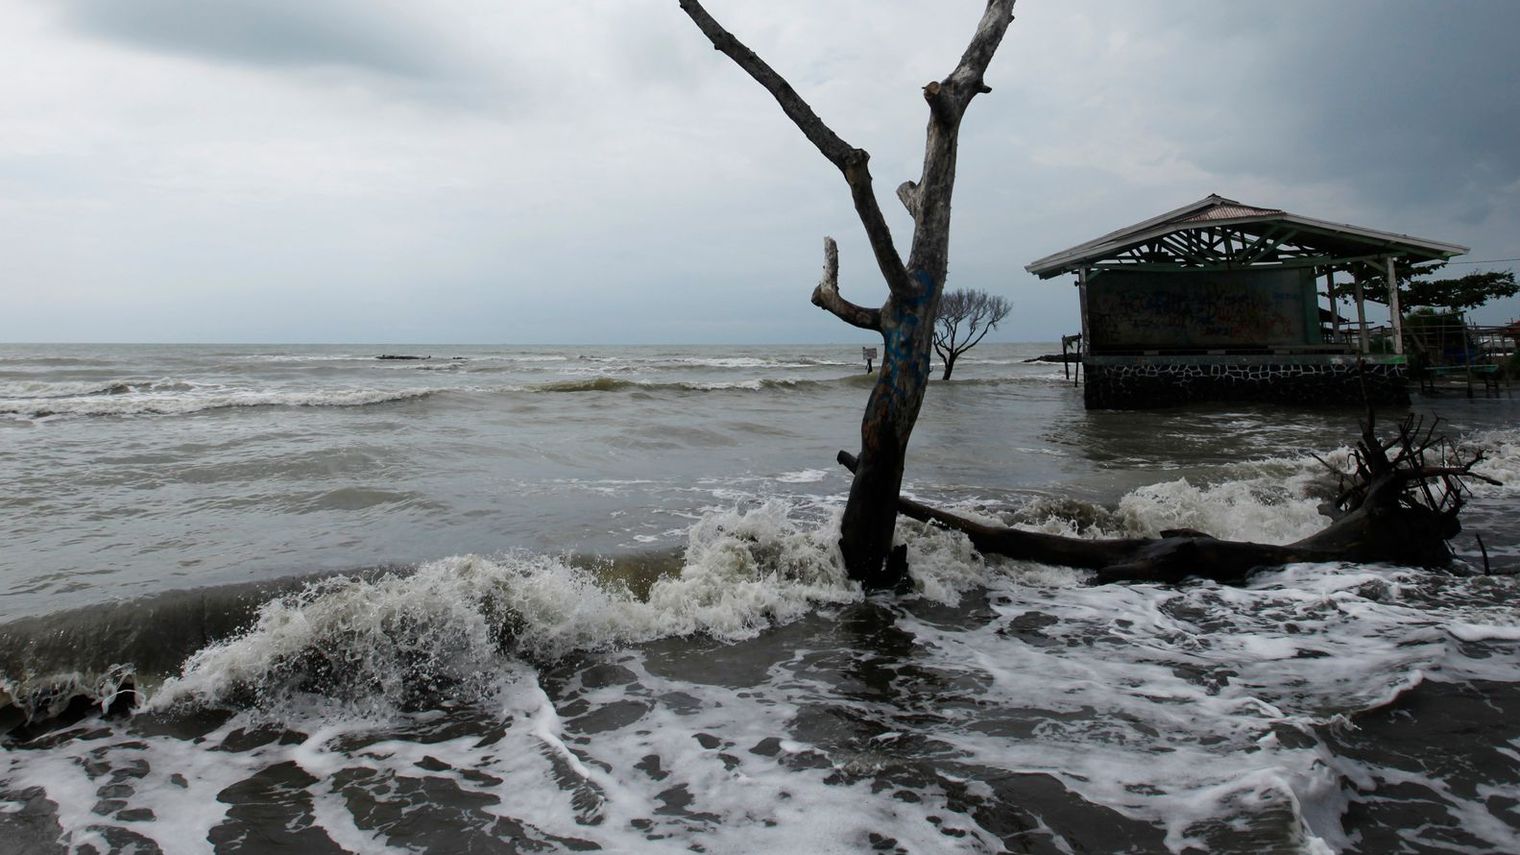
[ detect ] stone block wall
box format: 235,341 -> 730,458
1083,360 -> 1409,409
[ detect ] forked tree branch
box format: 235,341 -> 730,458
943,1 -> 1018,114
960,319 -> 997,352
903,0 -> 1018,281
678,0 -> 915,299
810,237 -> 883,332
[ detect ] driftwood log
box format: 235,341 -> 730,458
840,412 -> 1499,585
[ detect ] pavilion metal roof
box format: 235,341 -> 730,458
1025,194 -> 1468,279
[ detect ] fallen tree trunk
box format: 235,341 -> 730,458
838,412 -> 1499,585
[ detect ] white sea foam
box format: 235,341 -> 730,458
900,519 -> 991,605
150,503 -> 857,711
1467,427 -> 1520,490
0,377 -> 195,399
133,432 -> 1520,717
5,648 -> 1012,854
7,490 -> 1520,854
774,468 -> 830,483
896,560 -> 1520,852
0,386 -> 436,417
1116,475 -> 1329,544
8,429 -> 1520,853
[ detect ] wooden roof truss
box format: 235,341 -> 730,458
1026,195 -> 1468,281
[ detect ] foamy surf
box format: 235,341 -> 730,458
6,554 -> 1516,853
4,367 -> 1520,855
133,503 -> 854,714
0,386 -> 438,418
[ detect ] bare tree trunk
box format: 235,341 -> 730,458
679,0 -> 1019,588
941,352 -> 959,381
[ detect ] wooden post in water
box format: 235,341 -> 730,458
862,346 -> 876,374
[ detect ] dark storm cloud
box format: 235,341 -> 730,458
62,0 -> 444,78
1159,0 -> 1520,211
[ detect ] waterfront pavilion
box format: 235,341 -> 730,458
1026,194 -> 1468,408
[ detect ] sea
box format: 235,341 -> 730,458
1,341 -> 1517,854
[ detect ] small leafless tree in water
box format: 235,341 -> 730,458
933,289 -> 1011,380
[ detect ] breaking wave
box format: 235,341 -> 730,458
4,437 -> 1520,853
11,431 -> 1519,724
0,386 -> 438,418
10,429 -> 1519,696
527,376 -> 851,394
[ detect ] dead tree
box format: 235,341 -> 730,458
838,412 -> 1499,584
934,288 -> 1012,380
678,0 -> 1019,588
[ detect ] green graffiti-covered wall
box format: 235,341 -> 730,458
1087,269 -> 1317,351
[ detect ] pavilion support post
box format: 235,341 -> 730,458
1077,267 -> 1092,350
1354,277 -> 1369,355
1324,269 -> 1340,343
1386,256 -> 1404,355
1076,267 -> 1092,386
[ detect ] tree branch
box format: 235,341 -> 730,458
959,321 -> 996,354
678,0 -> 915,299
940,1 -> 1019,117
810,237 -> 883,332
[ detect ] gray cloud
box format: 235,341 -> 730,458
3,0 -> 1517,342
1139,1 -> 1520,212
62,0 -> 446,78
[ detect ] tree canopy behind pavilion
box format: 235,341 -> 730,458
1336,265 -> 1518,312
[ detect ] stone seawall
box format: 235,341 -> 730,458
1083,358 -> 1409,409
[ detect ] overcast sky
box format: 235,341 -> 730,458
3,0 -> 1518,344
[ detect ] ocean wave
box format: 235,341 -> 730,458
0,377 -> 197,399
0,501 -> 1014,721
226,353 -> 376,363
7,430 -> 1514,720
0,371 -> 882,416
525,376 -> 840,394
0,386 -> 436,418
0,356 -> 107,366
7,549 -> 1517,854
1467,427 -> 1520,490
136,504 -> 854,712
998,462 -> 1331,545
575,355 -> 850,370
531,377 -> 642,393
774,468 -> 830,484
1115,476 -> 1329,544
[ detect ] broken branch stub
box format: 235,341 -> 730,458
810,237 -> 882,332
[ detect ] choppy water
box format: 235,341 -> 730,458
1,342 -> 1518,853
